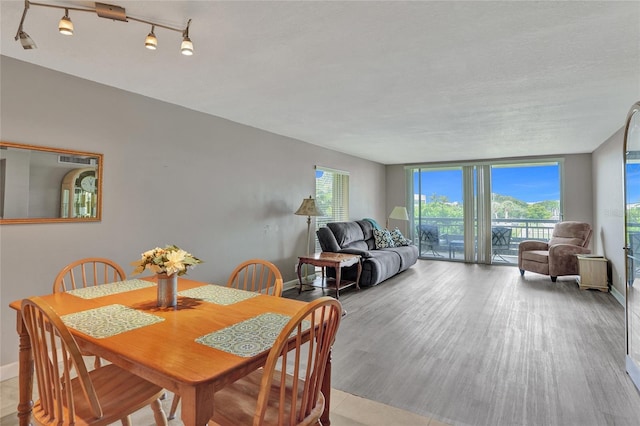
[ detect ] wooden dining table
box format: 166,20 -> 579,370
10,277 -> 335,426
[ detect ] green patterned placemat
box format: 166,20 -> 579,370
66,279 -> 155,299
195,313 -> 309,357
61,304 -> 164,338
178,284 -> 259,305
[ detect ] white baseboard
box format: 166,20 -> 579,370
1,361 -> 19,381
611,285 -> 625,307
283,274 -> 316,292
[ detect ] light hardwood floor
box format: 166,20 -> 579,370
289,260 -> 640,426
4,260 -> 640,425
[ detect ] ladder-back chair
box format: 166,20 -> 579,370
21,296 -> 168,426
208,296 -> 342,425
227,258 -> 284,296
53,257 -> 126,293
52,257 -> 126,368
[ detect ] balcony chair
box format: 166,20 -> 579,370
418,224 -> 444,257
21,296 -> 168,426
53,257 -> 127,369
491,227 -> 513,262
518,221 -> 592,282
168,258 -> 284,419
208,296 -> 342,426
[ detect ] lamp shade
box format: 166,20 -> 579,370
388,206 -> 409,221
295,196 -> 325,217
58,15 -> 73,36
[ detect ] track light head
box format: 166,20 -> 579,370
181,19 -> 193,56
181,36 -> 193,56
58,9 -> 73,36
18,30 -> 36,49
145,25 -> 157,50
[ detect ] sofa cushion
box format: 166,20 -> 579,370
356,220 -> 377,250
316,227 -> 341,253
383,245 -> 419,271
548,237 -> 585,247
327,222 -> 365,247
521,250 -> 549,264
343,240 -> 369,252
549,221 -> 592,247
373,228 -> 395,249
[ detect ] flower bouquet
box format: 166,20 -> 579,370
131,244 -> 202,277
132,245 -> 202,308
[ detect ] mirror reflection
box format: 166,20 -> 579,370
625,103 -> 640,390
0,142 -> 102,224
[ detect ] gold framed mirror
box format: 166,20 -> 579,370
0,141 -> 103,224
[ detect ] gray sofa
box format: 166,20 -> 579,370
316,220 -> 419,287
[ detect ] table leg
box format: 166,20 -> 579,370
16,311 -> 34,426
321,348 -> 333,425
180,384 -> 215,426
334,263 -> 341,300
297,260 -> 304,294
355,259 -> 362,291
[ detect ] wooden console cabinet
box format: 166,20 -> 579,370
576,255 -> 609,292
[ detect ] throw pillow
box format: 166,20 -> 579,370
373,228 -> 395,249
390,228 -> 412,246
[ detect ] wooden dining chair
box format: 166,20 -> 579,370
207,296 -> 342,426
168,258 -> 285,419
53,257 -> 126,293
21,296 -> 168,426
52,257 -> 126,369
226,258 -> 284,296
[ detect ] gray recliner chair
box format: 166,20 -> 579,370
518,221 -> 592,282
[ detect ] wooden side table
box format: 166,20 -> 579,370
297,252 -> 362,299
576,255 -> 609,292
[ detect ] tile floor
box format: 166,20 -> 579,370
1,375 -> 448,425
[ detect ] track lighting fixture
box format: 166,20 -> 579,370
145,25 -> 157,50
14,0 -> 193,55
58,8 -> 73,35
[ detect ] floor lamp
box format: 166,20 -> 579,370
295,195 -> 325,286
387,206 -> 409,234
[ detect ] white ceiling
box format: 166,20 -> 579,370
1,1 -> 639,165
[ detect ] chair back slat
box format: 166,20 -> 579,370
21,297 -> 103,423
53,257 -> 126,292
227,259 -> 283,297
253,297 -> 342,425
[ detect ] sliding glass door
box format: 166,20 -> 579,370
490,163 -> 561,264
412,167 -> 465,260
409,160 -> 562,265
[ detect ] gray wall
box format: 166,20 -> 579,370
592,128 -> 625,297
0,57 -> 386,371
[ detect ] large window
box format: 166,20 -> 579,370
409,160 -> 562,265
315,166 -> 349,252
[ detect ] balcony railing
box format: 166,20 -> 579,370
413,217 -> 558,261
